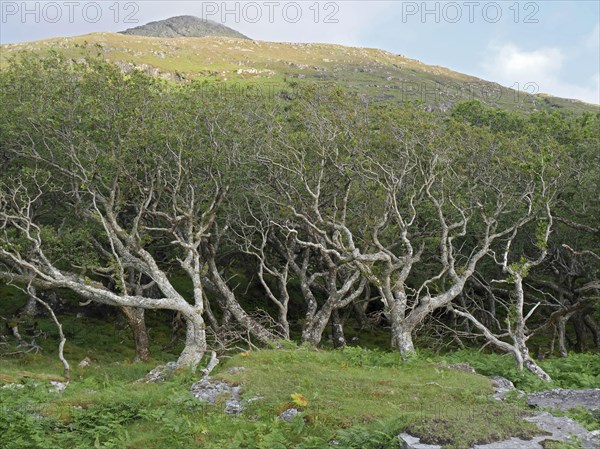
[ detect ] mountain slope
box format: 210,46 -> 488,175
1,29 -> 596,113
119,15 -> 250,40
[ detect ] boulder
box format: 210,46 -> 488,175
190,378 -> 238,404
490,376 -> 525,401
190,377 -> 260,415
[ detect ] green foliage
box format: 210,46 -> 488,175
339,346 -> 404,367
550,407 -> 600,432
334,419 -> 405,449
440,350 -> 600,391
535,220 -> 550,251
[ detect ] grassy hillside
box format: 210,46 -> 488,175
2,32 -> 597,113
0,346 -> 538,449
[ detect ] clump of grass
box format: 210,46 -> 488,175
548,407 -> 600,432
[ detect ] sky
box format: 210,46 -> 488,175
1,1 -> 599,104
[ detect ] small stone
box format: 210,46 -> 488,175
224,399 -> 244,415
78,357 -> 92,368
278,408 -> 300,422
398,433 -> 442,449
49,381 -> 68,393
446,363 -> 476,373
140,362 -> 178,383
1,383 -> 24,390
245,394 -> 263,403
226,366 -> 246,374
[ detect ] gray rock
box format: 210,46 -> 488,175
278,408 -> 300,422
190,378 -> 235,404
226,366 -> 247,375
490,376 -> 515,391
49,381 -> 68,393
526,412 -> 600,449
398,433 -> 442,449
446,363 -> 476,373
190,378 -> 257,415
399,412 -> 600,449
139,362 -> 178,383
224,385 -> 244,415
78,357 -> 92,368
527,388 -> 600,411
224,398 -> 244,415
490,376 -> 525,401
119,15 -> 250,40
1,383 -> 24,390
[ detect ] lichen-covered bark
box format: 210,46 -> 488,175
120,306 -> 150,362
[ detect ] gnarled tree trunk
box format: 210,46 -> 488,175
120,306 -> 150,362
302,305 -> 334,346
557,316 -> 569,358
177,306 -> 207,369
331,309 -> 346,348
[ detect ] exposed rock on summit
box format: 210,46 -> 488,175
120,15 -> 250,40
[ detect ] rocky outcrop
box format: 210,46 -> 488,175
190,375 -> 262,415
400,413 -> 600,449
527,388 -> 600,411
190,378 -> 243,415
398,382 -> 600,449
525,412 -> 600,449
490,376 -> 526,401
120,16 -> 250,40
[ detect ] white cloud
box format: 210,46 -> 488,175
482,43 -> 600,105
483,44 -> 563,82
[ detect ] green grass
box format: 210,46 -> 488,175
214,347 -> 539,449
547,407 -> 600,432
0,342 -> 540,449
1,289 -> 597,448
542,441 -> 591,449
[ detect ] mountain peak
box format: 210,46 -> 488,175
119,15 -> 250,40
